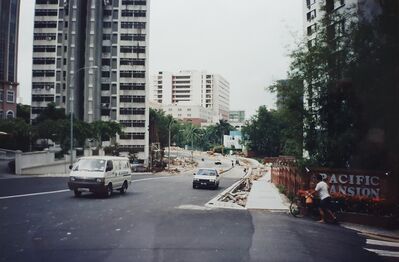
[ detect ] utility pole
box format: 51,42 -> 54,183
167,118 -> 175,171
168,121 -> 171,171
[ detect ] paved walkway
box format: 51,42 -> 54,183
246,167 -> 289,211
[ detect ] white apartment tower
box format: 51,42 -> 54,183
31,0 -> 150,163
303,0 -> 381,48
151,70 -> 230,121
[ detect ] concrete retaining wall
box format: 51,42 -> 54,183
15,150 -> 76,175
0,148 -> 17,160
20,160 -> 71,175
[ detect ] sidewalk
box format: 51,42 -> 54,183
245,167 -> 289,211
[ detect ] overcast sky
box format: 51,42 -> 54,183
17,0 -> 304,118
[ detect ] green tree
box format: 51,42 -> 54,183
268,78 -> 304,158
215,119 -> 235,144
0,118 -> 31,151
91,121 -> 122,148
34,102 -> 66,123
149,108 -> 175,148
242,106 -> 283,156
16,104 -> 30,123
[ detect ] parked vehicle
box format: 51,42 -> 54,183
131,162 -> 146,172
67,156 -> 131,197
214,159 -> 222,165
192,168 -> 220,189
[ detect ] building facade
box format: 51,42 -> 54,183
229,110 -> 245,123
150,70 -> 230,122
163,103 -> 215,126
223,131 -> 243,150
303,0 -> 381,48
0,0 -> 20,120
31,0 -> 150,163
228,110 -> 245,130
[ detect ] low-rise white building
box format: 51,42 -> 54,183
223,131 -> 243,150
150,70 -> 230,122
163,103 -> 215,126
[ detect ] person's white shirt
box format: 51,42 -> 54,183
315,181 -> 330,200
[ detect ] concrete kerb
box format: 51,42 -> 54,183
205,167 -> 252,210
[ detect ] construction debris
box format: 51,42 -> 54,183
220,167 -> 267,207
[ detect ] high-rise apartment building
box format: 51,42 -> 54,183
0,0 -> 20,120
303,0 -> 381,48
151,70 -> 230,121
31,0 -> 150,163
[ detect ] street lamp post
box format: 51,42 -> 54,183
70,66 -> 98,167
167,118 -> 176,171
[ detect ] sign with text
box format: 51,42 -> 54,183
310,168 -> 387,198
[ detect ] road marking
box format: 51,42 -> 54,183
0,176 -> 172,200
177,205 -> 212,211
132,176 -> 172,183
0,189 -> 69,200
367,239 -> 399,247
365,248 -> 399,258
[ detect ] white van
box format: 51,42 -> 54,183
192,168 -> 220,189
67,156 -> 132,197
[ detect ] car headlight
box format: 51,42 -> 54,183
209,179 -> 215,182
96,178 -> 104,183
70,176 -> 76,181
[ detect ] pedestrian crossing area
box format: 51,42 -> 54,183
363,234 -> 399,259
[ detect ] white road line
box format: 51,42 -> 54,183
132,176 -> 172,183
0,189 -> 70,200
367,239 -> 399,248
365,248 -> 399,258
0,176 -> 172,200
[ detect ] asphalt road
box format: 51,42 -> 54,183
0,156 -> 387,262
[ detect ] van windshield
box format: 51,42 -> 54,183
197,169 -> 217,176
73,159 -> 106,172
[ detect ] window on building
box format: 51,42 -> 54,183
307,24 -> 317,36
0,110 -> 3,119
6,111 -> 14,119
306,0 -> 316,8
0,90 -> 3,102
6,91 -> 14,103
307,10 -> 316,21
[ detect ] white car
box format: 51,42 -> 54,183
192,168 -> 220,189
68,156 -> 132,197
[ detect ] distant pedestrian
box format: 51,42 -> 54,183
231,160 -> 234,167
313,174 -> 337,223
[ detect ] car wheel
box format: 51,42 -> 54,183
120,181 -> 128,194
104,183 -> 113,198
74,189 -> 81,197
192,184 -> 196,189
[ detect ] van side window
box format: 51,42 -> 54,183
106,160 -> 113,171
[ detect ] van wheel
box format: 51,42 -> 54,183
120,181 -> 128,194
74,189 -> 81,197
104,184 -> 113,198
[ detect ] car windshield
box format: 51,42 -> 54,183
73,159 -> 106,172
197,169 -> 217,176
